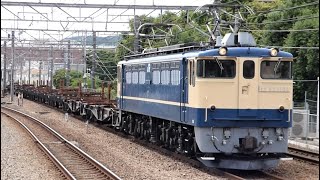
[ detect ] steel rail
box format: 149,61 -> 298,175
260,171 -> 288,180
287,146 -> 319,164
1,106 -> 122,180
1,111 -> 76,180
288,146 -> 319,156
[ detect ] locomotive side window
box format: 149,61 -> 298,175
261,61 -> 292,79
139,64 -> 146,84
161,63 -> 170,85
171,61 -> 180,85
243,60 -> 255,79
152,63 -> 161,84
132,65 -> 139,84
197,59 -> 236,78
125,65 -> 132,84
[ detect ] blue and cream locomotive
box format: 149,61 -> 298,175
116,32 -> 293,170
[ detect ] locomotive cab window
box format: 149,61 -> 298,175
261,60 -> 292,79
189,60 -> 195,86
243,60 -> 255,79
197,59 -> 236,78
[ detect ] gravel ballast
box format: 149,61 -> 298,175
1,114 -> 62,180
2,98 -> 222,180
2,97 -> 319,180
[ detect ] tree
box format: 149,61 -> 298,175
53,69 -> 83,89
285,15 -> 319,101
86,50 -> 118,82
259,0 -> 319,100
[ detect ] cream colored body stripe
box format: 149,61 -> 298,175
120,96 -> 187,107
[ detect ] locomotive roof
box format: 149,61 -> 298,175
118,47 -> 293,65
199,47 -> 293,58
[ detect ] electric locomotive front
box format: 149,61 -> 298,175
189,46 -> 293,170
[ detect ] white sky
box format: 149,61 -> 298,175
1,0 -> 213,43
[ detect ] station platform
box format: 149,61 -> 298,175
288,137 -> 319,152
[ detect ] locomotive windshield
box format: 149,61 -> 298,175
260,60 -> 292,79
197,59 -> 236,78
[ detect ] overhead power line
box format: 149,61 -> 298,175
279,47 -> 319,49
246,28 -> 319,32
246,15 -> 319,25
261,46 -> 319,49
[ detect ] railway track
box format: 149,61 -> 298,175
1,106 -> 121,180
287,146 -> 319,164
2,103 -> 290,180
224,170 -> 288,180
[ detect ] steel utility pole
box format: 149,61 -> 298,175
20,58 -> 23,84
10,31 -> 14,102
3,41 -> 7,95
63,46 -> 67,86
91,31 -> 96,89
28,47 -> 31,84
317,77 -> 319,138
83,31 -> 87,73
66,40 -> 71,87
39,60 -> 42,85
83,31 -> 87,88
28,56 -> 31,84
47,59 -> 50,84
50,46 -> 53,88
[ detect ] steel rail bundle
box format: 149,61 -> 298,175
1,106 -> 121,180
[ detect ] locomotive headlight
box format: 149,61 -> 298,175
210,105 -> 216,111
270,48 -> 279,57
219,47 -> 228,56
279,106 -> 285,112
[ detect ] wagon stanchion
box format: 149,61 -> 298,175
108,81 -> 111,101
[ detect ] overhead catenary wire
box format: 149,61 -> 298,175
245,28 -> 319,32
260,46 -> 319,49
246,15 -> 319,25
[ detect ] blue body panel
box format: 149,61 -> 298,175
123,84 -> 181,102
120,98 -> 292,128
